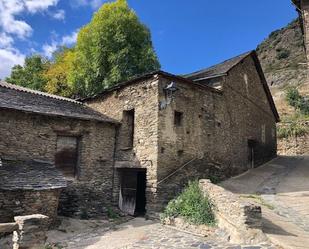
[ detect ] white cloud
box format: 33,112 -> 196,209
71,0 -> 104,9
61,31 -> 78,45
42,30 -> 78,58
51,9 -> 65,20
0,48 -> 25,79
42,42 -> 58,58
0,0 -> 61,78
0,32 -> 13,48
24,0 -> 59,13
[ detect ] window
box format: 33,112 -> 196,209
123,109 -> 135,148
55,136 -> 79,178
174,111 -> 183,127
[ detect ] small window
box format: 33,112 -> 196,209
174,111 -> 183,127
55,136 -> 79,178
123,109 -> 135,148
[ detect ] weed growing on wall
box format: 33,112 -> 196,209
161,181 -> 216,226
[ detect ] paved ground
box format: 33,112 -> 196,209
221,156 -> 309,249
46,156 -> 308,249
48,217 -> 275,249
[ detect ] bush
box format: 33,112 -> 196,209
276,48 -> 290,60
285,87 -> 309,115
277,122 -> 309,138
161,181 -> 216,226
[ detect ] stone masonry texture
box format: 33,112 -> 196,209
0,109 -> 116,218
86,54 -> 277,214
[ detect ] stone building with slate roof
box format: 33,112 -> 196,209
0,50 -> 279,218
0,159 -> 66,223
85,50 -> 279,215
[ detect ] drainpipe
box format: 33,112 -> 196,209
111,125 -> 120,204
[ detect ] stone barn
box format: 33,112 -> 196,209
0,82 -> 118,218
0,50 -> 279,218
84,50 -> 279,215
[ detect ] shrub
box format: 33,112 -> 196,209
107,207 -> 119,219
276,48 -> 290,60
285,87 -> 309,115
277,121 -> 309,138
161,181 -> 216,226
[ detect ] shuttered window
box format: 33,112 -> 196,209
55,136 -> 79,178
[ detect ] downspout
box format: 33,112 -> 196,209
111,124 -> 120,204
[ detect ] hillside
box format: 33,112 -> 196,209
257,19 -> 309,117
257,19 -> 307,88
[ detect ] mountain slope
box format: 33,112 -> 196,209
257,19 -> 309,117
257,19 -> 307,88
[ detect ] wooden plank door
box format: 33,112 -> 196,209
119,170 -> 138,215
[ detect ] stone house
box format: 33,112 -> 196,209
0,50 -> 279,219
0,82 -> 118,219
84,50 -> 279,215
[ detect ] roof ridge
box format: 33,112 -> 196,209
0,81 -> 81,104
185,50 -> 254,79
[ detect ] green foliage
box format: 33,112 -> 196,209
70,0 -> 160,97
44,48 -> 75,97
6,55 -> 49,91
106,206 -> 120,219
161,181 -> 216,226
277,121 -> 309,138
276,47 -> 290,60
285,87 -> 309,115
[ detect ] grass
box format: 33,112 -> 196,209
277,113 -> 309,139
160,181 -> 216,226
107,206 -> 120,220
241,194 -> 275,210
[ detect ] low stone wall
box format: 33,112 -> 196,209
0,189 -> 61,224
199,179 -> 266,244
0,214 -> 49,249
278,134 -> 309,155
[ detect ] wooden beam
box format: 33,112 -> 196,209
0,222 -> 18,233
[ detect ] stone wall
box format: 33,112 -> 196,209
86,77 -> 160,211
0,214 -> 49,249
199,179 -> 266,244
278,134 -> 309,155
0,190 -> 60,224
155,57 -> 277,210
217,56 -> 277,170
0,109 -> 116,217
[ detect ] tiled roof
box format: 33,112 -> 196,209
0,159 -> 67,190
184,51 -> 253,81
0,81 -> 118,124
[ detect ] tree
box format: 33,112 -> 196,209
70,0 -> 160,97
286,87 -> 309,115
44,48 -> 75,98
6,55 -> 49,91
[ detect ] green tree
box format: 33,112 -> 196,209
44,47 -> 75,97
70,0 -> 160,97
6,55 -> 49,91
285,87 -> 309,115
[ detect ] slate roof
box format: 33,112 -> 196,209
0,81 -> 118,124
0,159 -> 67,190
184,51 -> 253,81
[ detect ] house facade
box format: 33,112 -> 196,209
0,50 -> 279,219
85,51 -> 279,215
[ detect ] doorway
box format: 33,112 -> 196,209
118,169 -> 146,216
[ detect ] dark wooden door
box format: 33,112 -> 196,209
119,170 -> 138,215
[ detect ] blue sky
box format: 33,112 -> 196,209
0,0 -> 297,79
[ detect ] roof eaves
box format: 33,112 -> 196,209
0,81 -> 81,104
250,51 -> 280,122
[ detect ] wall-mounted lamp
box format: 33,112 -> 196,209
160,82 -> 179,110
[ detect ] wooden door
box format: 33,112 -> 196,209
119,170 -> 138,215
